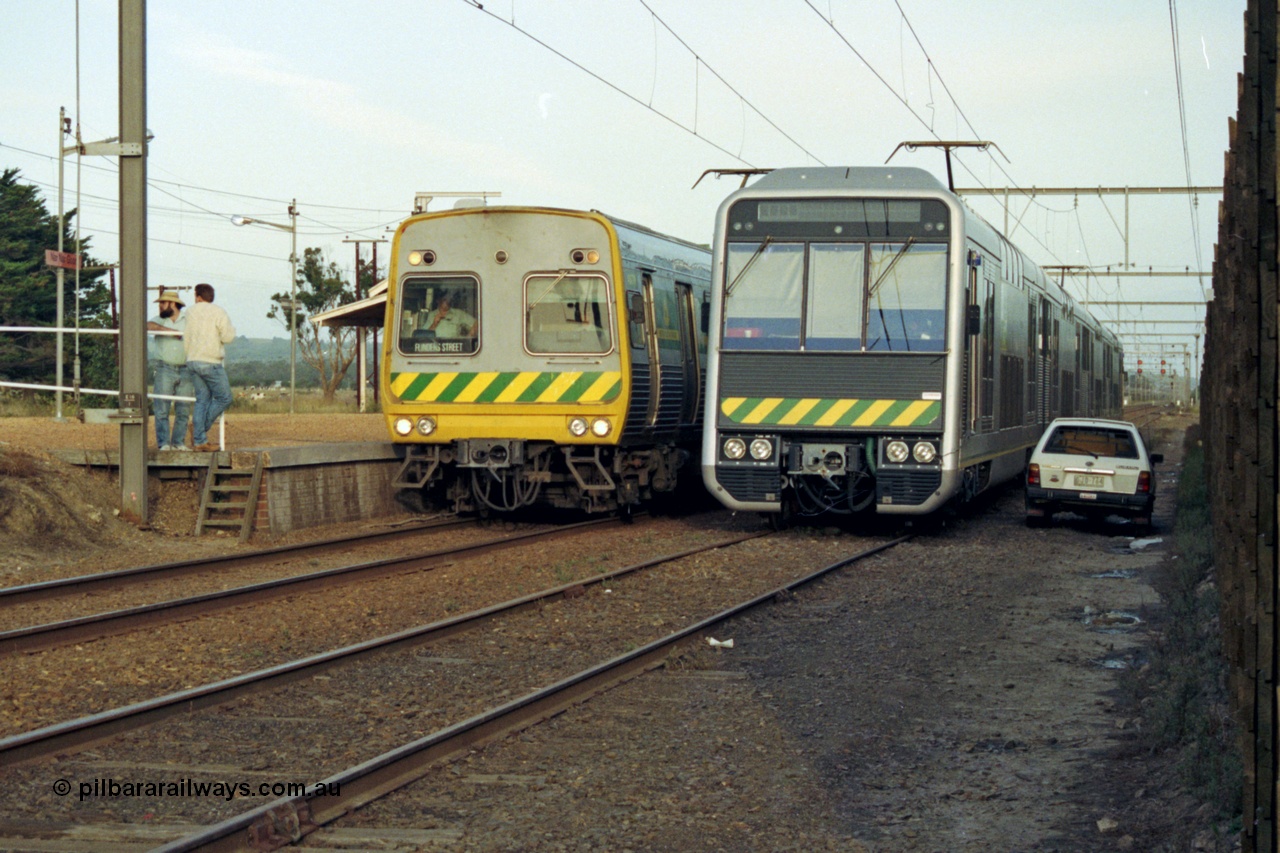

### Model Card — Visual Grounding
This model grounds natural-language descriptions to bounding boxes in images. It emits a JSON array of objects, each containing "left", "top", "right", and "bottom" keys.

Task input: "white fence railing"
[{"left": 0, "top": 325, "right": 225, "bottom": 450}]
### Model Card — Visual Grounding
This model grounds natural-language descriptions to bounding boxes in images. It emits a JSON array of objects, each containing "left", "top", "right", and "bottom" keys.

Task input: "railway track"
[
  {"left": 0, "top": 514, "right": 474, "bottom": 613},
  {"left": 1123, "top": 402, "right": 1175, "bottom": 431},
  {"left": 0, "top": 516, "right": 619, "bottom": 655},
  {"left": 0, "top": 526, "right": 767, "bottom": 766},
  {"left": 155, "top": 535, "right": 909, "bottom": 853},
  {"left": 0, "top": 521, "right": 906, "bottom": 852}
]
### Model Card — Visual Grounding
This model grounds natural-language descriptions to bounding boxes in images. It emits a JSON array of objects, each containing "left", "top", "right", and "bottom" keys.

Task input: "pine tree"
[{"left": 0, "top": 168, "right": 110, "bottom": 387}]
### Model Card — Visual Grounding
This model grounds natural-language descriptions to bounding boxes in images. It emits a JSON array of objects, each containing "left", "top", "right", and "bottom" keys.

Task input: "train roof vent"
[{"left": 453, "top": 197, "right": 487, "bottom": 210}]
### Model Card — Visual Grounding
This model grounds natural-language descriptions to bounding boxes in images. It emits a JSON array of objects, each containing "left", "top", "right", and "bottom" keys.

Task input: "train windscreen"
[
  {"left": 398, "top": 276, "right": 480, "bottom": 355},
  {"left": 723, "top": 197, "right": 949, "bottom": 353},
  {"left": 525, "top": 273, "right": 612, "bottom": 354}
]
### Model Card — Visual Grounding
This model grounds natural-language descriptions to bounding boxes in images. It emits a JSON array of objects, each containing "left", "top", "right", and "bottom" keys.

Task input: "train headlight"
[
  {"left": 885, "top": 440, "right": 910, "bottom": 463},
  {"left": 749, "top": 438, "right": 773, "bottom": 461},
  {"left": 568, "top": 417, "right": 589, "bottom": 437},
  {"left": 416, "top": 416, "right": 437, "bottom": 436},
  {"left": 590, "top": 418, "right": 611, "bottom": 437},
  {"left": 394, "top": 417, "right": 414, "bottom": 437},
  {"left": 912, "top": 441, "right": 937, "bottom": 464},
  {"left": 723, "top": 438, "right": 747, "bottom": 460}
]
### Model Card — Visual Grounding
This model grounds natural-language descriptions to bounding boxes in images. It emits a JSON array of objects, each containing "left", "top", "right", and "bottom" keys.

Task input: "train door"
[
  {"left": 965, "top": 252, "right": 996, "bottom": 434},
  {"left": 1026, "top": 299, "right": 1037, "bottom": 425},
  {"left": 966, "top": 254, "right": 981, "bottom": 435},
  {"left": 1037, "top": 297, "right": 1054, "bottom": 423},
  {"left": 641, "top": 272, "right": 662, "bottom": 428},
  {"left": 675, "top": 282, "right": 700, "bottom": 426}
]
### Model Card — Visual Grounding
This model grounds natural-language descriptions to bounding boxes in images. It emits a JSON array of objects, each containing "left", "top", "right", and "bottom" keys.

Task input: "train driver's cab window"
[
  {"left": 865, "top": 242, "right": 947, "bottom": 352},
  {"left": 525, "top": 273, "right": 612, "bottom": 354},
  {"left": 398, "top": 276, "right": 480, "bottom": 355},
  {"left": 806, "top": 243, "right": 865, "bottom": 351},
  {"left": 722, "top": 242, "right": 802, "bottom": 350}
]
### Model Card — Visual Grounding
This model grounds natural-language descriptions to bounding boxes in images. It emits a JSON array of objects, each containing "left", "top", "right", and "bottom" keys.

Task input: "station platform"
[{"left": 13, "top": 413, "right": 409, "bottom": 539}]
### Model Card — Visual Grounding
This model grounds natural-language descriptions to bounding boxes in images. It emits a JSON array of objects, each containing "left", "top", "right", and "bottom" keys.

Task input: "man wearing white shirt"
[{"left": 184, "top": 282, "right": 236, "bottom": 452}]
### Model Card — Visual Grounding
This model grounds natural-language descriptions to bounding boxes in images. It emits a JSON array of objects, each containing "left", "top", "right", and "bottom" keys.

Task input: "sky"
[{"left": 1, "top": 0, "right": 1245, "bottom": 378}]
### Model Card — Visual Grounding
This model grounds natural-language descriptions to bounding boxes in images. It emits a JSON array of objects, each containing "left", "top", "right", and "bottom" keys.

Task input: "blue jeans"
[
  {"left": 151, "top": 361, "right": 192, "bottom": 448},
  {"left": 187, "top": 360, "right": 233, "bottom": 445}
]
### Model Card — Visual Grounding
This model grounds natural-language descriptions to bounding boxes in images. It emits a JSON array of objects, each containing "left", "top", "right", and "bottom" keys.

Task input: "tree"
[
  {"left": 266, "top": 247, "right": 357, "bottom": 402},
  {"left": 0, "top": 167, "right": 112, "bottom": 391}
]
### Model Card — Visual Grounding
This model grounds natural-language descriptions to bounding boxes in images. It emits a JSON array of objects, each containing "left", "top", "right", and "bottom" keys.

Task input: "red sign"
[{"left": 44, "top": 250, "right": 81, "bottom": 270}]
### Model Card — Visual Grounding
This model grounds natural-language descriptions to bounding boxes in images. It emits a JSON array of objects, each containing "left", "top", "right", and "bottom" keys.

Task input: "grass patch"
[
  {"left": 1125, "top": 434, "right": 1242, "bottom": 822},
  {"left": 0, "top": 449, "right": 40, "bottom": 478}
]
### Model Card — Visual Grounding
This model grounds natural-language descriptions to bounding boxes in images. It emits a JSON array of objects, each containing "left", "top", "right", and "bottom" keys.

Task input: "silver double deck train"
[{"left": 701, "top": 167, "right": 1122, "bottom": 521}]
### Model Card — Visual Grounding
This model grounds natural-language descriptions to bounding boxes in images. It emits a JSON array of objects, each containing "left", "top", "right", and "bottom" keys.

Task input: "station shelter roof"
[{"left": 311, "top": 279, "right": 388, "bottom": 328}]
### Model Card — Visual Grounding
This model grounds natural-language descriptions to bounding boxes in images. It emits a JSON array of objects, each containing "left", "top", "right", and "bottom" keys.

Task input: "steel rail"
[
  {"left": 0, "top": 515, "right": 472, "bottom": 609},
  {"left": 0, "top": 529, "right": 767, "bottom": 767},
  {"left": 153, "top": 534, "right": 910, "bottom": 853},
  {"left": 0, "top": 516, "right": 618, "bottom": 655}
]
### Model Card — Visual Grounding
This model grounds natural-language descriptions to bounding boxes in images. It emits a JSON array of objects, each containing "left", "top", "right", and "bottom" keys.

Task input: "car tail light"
[
  {"left": 1027, "top": 463, "right": 1040, "bottom": 486},
  {"left": 1138, "top": 471, "right": 1151, "bottom": 493}
]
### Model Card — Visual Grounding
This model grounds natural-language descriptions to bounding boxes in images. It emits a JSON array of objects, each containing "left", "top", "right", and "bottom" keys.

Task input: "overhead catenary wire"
[
  {"left": 458, "top": 0, "right": 823, "bottom": 167},
  {"left": 1167, "top": 0, "right": 1209, "bottom": 302},
  {"left": 0, "top": 141, "right": 412, "bottom": 216},
  {"left": 802, "top": 0, "right": 1086, "bottom": 277},
  {"left": 635, "top": 0, "right": 826, "bottom": 165}
]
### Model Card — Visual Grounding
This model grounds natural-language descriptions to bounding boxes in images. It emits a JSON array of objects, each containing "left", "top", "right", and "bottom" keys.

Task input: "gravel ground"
[{"left": 0, "top": 413, "right": 1233, "bottom": 852}]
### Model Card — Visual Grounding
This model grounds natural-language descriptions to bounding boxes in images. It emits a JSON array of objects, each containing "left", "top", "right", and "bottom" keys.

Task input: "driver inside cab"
[{"left": 420, "top": 290, "right": 476, "bottom": 338}]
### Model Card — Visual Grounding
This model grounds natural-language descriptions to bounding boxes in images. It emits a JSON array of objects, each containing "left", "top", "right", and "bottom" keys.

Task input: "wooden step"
[{"left": 195, "top": 453, "right": 264, "bottom": 542}]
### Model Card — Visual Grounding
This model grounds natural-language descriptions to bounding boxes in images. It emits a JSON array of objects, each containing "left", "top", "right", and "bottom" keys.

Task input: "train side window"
[{"left": 627, "top": 290, "right": 646, "bottom": 349}]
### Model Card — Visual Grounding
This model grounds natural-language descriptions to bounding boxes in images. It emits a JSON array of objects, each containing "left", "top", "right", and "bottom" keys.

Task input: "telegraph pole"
[{"left": 342, "top": 237, "right": 386, "bottom": 412}]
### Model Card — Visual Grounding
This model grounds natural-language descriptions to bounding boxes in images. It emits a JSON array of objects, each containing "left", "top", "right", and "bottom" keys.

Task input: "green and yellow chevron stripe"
[
  {"left": 391, "top": 370, "right": 622, "bottom": 404},
  {"left": 720, "top": 396, "right": 941, "bottom": 428}
]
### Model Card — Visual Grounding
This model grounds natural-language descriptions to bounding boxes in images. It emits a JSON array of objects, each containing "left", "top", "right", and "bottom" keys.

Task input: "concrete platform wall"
[
  {"left": 57, "top": 442, "right": 411, "bottom": 538},
  {"left": 257, "top": 459, "right": 403, "bottom": 536}
]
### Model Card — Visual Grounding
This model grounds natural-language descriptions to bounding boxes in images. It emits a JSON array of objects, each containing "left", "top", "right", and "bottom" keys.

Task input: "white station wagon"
[{"left": 1025, "top": 418, "right": 1163, "bottom": 531}]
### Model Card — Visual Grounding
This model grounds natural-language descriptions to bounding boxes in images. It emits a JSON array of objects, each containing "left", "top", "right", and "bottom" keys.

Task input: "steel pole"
[
  {"left": 289, "top": 200, "right": 297, "bottom": 415},
  {"left": 118, "top": 0, "right": 149, "bottom": 523},
  {"left": 55, "top": 108, "right": 66, "bottom": 421}
]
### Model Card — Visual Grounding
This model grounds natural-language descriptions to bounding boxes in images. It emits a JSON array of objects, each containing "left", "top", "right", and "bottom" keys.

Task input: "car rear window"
[{"left": 1043, "top": 427, "right": 1139, "bottom": 459}]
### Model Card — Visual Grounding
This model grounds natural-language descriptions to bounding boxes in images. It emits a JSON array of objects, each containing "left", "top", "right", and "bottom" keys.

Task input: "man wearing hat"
[{"left": 146, "top": 290, "right": 192, "bottom": 451}]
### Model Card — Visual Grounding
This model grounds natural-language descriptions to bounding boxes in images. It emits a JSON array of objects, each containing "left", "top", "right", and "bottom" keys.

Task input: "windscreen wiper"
[
  {"left": 528, "top": 270, "right": 570, "bottom": 313},
  {"left": 867, "top": 236, "right": 916, "bottom": 299},
  {"left": 866, "top": 237, "right": 918, "bottom": 352},
  {"left": 725, "top": 236, "right": 774, "bottom": 297}
]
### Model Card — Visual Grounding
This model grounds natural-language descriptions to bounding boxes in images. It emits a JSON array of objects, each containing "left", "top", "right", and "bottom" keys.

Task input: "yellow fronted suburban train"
[{"left": 383, "top": 205, "right": 711, "bottom": 515}]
